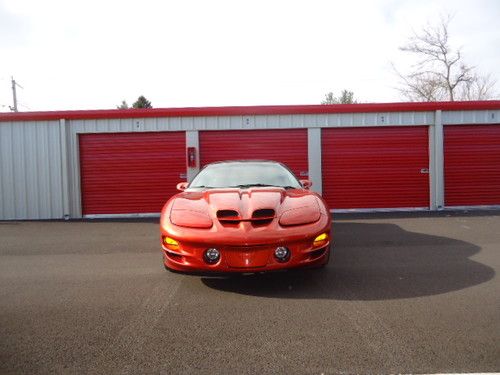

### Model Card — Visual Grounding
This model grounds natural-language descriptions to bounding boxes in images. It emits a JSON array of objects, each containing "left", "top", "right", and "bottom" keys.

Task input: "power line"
[{"left": 18, "top": 103, "right": 32, "bottom": 110}]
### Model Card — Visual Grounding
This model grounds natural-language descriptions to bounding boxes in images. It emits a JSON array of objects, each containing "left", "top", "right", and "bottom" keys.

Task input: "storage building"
[{"left": 0, "top": 101, "right": 499, "bottom": 220}]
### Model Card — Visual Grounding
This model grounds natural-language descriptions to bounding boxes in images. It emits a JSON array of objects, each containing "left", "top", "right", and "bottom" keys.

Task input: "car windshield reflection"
[{"left": 189, "top": 161, "right": 301, "bottom": 189}]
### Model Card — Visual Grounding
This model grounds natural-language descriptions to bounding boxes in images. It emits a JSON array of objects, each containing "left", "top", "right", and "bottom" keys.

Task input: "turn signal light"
[
  {"left": 163, "top": 236, "right": 179, "bottom": 251},
  {"left": 313, "top": 233, "right": 329, "bottom": 248}
]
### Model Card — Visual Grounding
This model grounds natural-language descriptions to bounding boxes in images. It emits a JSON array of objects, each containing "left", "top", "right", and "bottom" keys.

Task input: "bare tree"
[
  {"left": 395, "top": 15, "right": 497, "bottom": 101},
  {"left": 460, "top": 73, "right": 497, "bottom": 101}
]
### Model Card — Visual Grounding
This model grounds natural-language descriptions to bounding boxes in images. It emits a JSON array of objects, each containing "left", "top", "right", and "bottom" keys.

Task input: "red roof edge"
[{"left": 0, "top": 101, "right": 499, "bottom": 122}]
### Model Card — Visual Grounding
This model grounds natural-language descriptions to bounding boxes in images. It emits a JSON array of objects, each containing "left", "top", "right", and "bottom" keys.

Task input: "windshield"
[{"left": 189, "top": 162, "right": 302, "bottom": 189}]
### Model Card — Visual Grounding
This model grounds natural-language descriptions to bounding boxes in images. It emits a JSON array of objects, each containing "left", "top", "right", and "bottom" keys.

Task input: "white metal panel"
[
  {"left": 193, "top": 116, "right": 206, "bottom": 130},
  {"left": 186, "top": 131, "right": 199, "bottom": 182},
  {"left": 429, "top": 111, "right": 445, "bottom": 210},
  {"left": 68, "top": 126, "right": 82, "bottom": 218},
  {"left": 322, "top": 111, "right": 434, "bottom": 127},
  {"left": 0, "top": 121, "right": 64, "bottom": 220},
  {"left": 181, "top": 117, "right": 195, "bottom": 130},
  {"left": 0, "top": 123, "right": 15, "bottom": 217},
  {"left": 293, "top": 114, "right": 306, "bottom": 127},
  {"left": 143, "top": 117, "right": 158, "bottom": 132},
  {"left": 59, "top": 120, "right": 70, "bottom": 218},
  {"left": 442, "top": 110, "right": 500, "bottom": 125},
  {"left": 307, "top": 128, "right": 322, "bottom": 195},
  {"left": 67, "top": 111, "right": 442, "bottom": 135}
]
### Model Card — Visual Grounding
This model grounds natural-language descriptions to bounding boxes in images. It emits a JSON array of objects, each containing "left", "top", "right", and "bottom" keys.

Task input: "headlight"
[
  {"left": 170, "top": 209, "right": 213, "bottom": 229},
  {"left": 279, "top": 206, "right": 320, "bottom": 226},
  {"left": 313, "top": 233, "right": 329, "bottom": 248}
]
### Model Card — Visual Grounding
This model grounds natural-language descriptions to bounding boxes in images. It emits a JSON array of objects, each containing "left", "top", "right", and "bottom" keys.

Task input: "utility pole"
[{"left": 10, "top": 76, "right": 22, "bottom": 112}]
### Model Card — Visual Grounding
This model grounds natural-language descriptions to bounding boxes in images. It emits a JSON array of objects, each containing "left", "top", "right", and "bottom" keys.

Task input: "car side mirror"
[
  {"left": 300, "top": 179, "right": 312, "bottom": 189},
  {"left": 176, "top": 182, "right": 189, "bottom": 191}
]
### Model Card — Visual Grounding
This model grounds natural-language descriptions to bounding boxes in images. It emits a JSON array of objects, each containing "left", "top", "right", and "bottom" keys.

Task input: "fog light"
[
  {"left": 274, "top": 246, "right": 290, "bottom": 262},
  {"left": 313, "top": 233, "right": 329, "bottom": 248},
  {"left": 204, "top": 248, "right": 220, "bottom": 264}
]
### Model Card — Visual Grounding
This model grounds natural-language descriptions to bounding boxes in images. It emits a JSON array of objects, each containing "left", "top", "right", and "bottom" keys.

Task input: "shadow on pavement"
[{"left": 201, "top": 222, "right": 495, "bottom": 300}]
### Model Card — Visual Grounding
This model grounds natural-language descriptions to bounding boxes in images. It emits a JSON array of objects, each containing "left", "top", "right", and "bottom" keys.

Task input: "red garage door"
[
  {"left": 199, "top": 129, "right": 308, "bottom": 178},
  {"left": 322, "top": 126, "right": 430, "bottom": 209},
  {"left": 444, "top": 125, "right": 500, "bottom": 206},
  {"left": 79, "top": 132, "right": 186, "bottom": 215}
]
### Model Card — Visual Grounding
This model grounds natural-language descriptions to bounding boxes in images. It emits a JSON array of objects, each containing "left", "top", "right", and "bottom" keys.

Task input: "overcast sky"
[{"left": 0, "top": 0, "right": 499, "bottom": 111}]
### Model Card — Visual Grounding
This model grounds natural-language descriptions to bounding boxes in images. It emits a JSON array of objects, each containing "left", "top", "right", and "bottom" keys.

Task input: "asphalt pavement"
[{"left": 0, "top": 212, "right": 499, "bottom": 374}]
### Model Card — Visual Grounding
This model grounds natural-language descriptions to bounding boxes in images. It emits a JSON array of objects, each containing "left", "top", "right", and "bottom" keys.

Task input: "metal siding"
[
  {"left": 199, "top": 129, "right": 309, "bottom": 179},
  {"left": 307, "top": 128, "right": 323, "bottom": 194},
  {"left": 67, "top": 112, "right": 439, "bottom": 134},
  {"left": 25, "top": 123, "right": 38, "bottom": 218},
  {"left": 322, "top": 126, "right": 430, "bottom": 209},
  {"left": 444, "top": 125, "right": 500, "bottom": 206},
  {"left": 48, "top": 124, "right": 65, "bottom": 216},
  {"left": 442, "top": 110, "right": 500, "bottom": 125},
  {"left": 429, "top": 111, "right": 445, "bottom": 210},
  {"left": 0, "top": 121, "right": 64, "bottom": 219},
  {"left": 0, "top": 124, "right": 13, "bottom": 217},
  {"left": 186, "top": 131, "right": 200, "bottom": 182},
  {"left": 79, "top": 132, "right": 186, "bottom": 215},
  {"left": 63, "top": 109, "right": 496, "bottom": 217},
  {"left": 2, "top": 106, "right": 499, "bottom": 221}
]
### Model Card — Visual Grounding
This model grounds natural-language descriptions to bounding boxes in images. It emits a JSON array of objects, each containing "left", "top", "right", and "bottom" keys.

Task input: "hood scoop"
[
  {"left": 217, "top": 210, "right": 240, "bottom": 220},
  {"left": 252, "top": 209, "right": 275, "bottom": 219},
  {"left": 217, "top": 209, "right": 275, "bottom": 226}
]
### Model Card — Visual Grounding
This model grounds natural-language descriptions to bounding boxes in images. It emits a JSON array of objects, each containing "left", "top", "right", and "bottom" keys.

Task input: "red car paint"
[{"left": 160, "top": 171, "right": 332, "bottom": 274}]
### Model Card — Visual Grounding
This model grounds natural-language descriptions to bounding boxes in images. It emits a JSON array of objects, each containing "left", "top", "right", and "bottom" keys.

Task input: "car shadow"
[{"left": 200, "top": 222, "right": 495, "bottom": 301}]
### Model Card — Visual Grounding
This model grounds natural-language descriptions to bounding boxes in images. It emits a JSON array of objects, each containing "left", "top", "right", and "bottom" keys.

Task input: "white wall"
[{"left": 0, "top": 120, "right": 65, "bottom": 219}]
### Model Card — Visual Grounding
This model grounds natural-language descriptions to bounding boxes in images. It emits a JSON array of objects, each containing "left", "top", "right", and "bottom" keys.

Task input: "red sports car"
[{"left": 160, "top": 160, "right": 332, "bottom": 274}]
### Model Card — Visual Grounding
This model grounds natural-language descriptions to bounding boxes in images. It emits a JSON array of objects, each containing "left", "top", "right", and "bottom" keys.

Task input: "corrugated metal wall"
[
  {"left": 444, "top": 125, "right": 500, "bottom": 206},
  {"left": 199, "top": 129, "right": 309, "bottom": 178},
  {"left": 322, "top": 126, "right": 430, "bottom": 209},
  {"left": 67, "top": 111, "right": 435, "bottom": 132},
  {"left": 0, "top": 121, "right": 65, "bottom": 219},
  {"left": 1, "top": 107, "right": 499, "bottom": 220},
  {"left": 79, "top": 132, "right": 186, "bottom": 215}
]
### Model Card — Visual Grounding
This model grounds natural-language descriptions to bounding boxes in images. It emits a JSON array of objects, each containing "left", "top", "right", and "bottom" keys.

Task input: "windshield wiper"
[
  {"left": 228, "top": 184, "right": 300, "bottom": 189},
  {"left": 192, "top": 184, "right": 299, "bottom": 189},
  {"left": 227, "top": 183, "right": 275, "bottom": 188}
]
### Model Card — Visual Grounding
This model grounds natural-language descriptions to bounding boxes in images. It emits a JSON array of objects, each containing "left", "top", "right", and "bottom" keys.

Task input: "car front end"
[{"left": 160, "top": 186, "right": 332, "bottom": 274}]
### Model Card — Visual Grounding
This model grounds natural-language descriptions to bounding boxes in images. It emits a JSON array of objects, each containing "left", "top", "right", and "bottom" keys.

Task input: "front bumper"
[{"left": 161, "top": 238, "right": 331, "bottom": 274}]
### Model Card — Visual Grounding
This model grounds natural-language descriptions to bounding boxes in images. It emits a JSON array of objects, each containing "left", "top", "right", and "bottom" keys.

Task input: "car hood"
[{"left": 169, "top": 187, "right": 322, "bottom": 228}]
